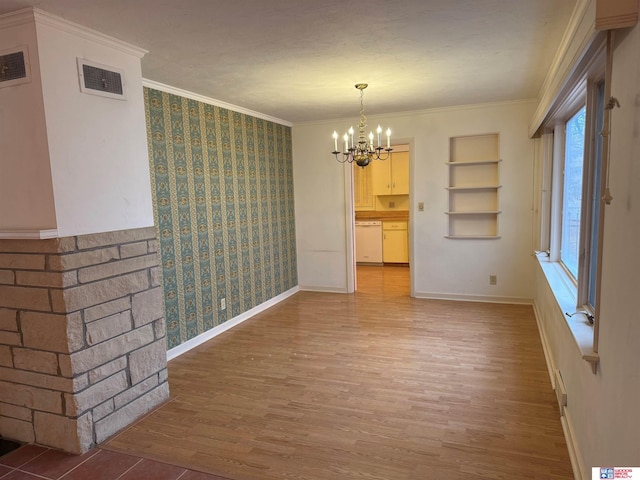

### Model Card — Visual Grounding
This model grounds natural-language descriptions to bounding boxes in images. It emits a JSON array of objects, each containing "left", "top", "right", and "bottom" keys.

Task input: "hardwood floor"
[{"left": 105, "top": 266, "right": 573, "bottom": 480}]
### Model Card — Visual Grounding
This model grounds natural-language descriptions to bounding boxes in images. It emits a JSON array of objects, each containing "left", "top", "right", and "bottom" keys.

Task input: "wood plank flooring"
[{"left": 105, "top": 266, "right": 573, "bottom": 480}]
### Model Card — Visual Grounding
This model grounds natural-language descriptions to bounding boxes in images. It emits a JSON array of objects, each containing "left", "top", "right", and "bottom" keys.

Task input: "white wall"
[
  {"left": 293, "top": 100, "right": 537, "bottom": 302},
  {"left": 0, "top": 14, "right": 57, "bottom": 232},
  {"left": 35, "top": 11, "right": 154, "bottom": 237},
  {"left": 534, "top": 22, "right": 640, "bottom": 477}
]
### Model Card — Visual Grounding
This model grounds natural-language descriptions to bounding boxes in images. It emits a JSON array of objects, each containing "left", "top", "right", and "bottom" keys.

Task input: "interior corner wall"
[
  {"left": 0, "top": 18, "right": 56, "bottom": 231},
  {"left": 293, "top": 101, "right": 537, "bottom": 302},
  {"left": 143, "top": 87, "right": 297, "bottom": 349},
  {"left": 35, "top": 19, "right": 154, "bottom": 237}
]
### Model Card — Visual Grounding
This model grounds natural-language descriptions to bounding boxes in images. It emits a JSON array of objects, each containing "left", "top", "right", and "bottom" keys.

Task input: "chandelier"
[{"left": 331, "top": 83, "right": 392, "bottom": 167}]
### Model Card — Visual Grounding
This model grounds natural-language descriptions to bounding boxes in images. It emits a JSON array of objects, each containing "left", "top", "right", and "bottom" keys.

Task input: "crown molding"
[
  {"left": 0, "top": 7, "right": 147, "bottom": 58},
  {"left": 142, "top": 79, "right": 293, "bottom": 127}
]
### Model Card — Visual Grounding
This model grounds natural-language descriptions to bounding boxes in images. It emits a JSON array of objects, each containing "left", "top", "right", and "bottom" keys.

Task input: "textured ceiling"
[{"left": 0, "top": 0, "right": 577, "bottom": 123}]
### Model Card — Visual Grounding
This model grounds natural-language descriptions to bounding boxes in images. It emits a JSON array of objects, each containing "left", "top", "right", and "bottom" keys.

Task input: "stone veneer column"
[{"left": 0, "top": 226, "right": 169, "bottom": 453}]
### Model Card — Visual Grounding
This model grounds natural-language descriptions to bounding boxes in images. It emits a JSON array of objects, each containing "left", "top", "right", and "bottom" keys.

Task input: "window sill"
[{"left": 536, "top": 252, "right": 599, "bottom": 373}]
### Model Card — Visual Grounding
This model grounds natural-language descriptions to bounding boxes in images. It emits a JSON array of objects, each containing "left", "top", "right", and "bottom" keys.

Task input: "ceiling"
[{"left": 0, "top": 0, "right": 577, "bottom": 123}]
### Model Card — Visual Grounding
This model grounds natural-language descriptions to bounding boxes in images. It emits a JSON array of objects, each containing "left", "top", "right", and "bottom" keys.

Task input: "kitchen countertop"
[{"left": 355, "top": 210, "right": 409, "bottom": 222}]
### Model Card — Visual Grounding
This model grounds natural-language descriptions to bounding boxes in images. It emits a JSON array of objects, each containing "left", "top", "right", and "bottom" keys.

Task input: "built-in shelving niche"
[{"left": 446, "top": 133, "right": 501, "bottom": 239}]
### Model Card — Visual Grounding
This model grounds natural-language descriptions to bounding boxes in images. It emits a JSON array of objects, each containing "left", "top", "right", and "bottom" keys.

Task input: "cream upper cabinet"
[
  {"left": 353, "top": 163, "right": 374, "bottom": 210},
  {"left": 372, "top": 151, "right": 409, "bottom": 196}
]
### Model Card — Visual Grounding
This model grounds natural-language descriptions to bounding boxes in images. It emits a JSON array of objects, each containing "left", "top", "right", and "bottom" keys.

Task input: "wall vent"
[
  {"left": 77, "top": 58, "right": 126, "bottom": 100},
  {"left": 554, "top": 369, "right": 568, "bottom": 416},
  {"left": 0, "top": 46, "right": 31, "bottom": 88}
]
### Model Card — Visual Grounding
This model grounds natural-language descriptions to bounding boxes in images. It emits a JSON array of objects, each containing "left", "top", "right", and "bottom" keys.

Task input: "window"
[
  {"left": 549, "top": 79, "right": 605, "bottom": 316},
  {"left": 560, "top": 106, "right": 586, "bottom": 280}
]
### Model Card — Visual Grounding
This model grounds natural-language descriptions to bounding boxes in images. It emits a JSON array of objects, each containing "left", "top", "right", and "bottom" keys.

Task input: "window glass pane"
[
  {"left": 588, "top": 84, "right": 605, "bottom": 307},
  {"left": 561, "top": 106, "right": 586, "bottom": 279}
]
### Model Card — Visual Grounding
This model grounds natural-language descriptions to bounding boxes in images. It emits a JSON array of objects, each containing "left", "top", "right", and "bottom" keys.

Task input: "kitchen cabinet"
[
  {"left": 446, "top": 134, "right": 501, "bottom": 239},
  {"left": 372, "top": 151, "right": 409, "bottom": 196},
  {"left": 383, "top": 221, "right": 408, "bottom": 263},
  {"left": 353, "top": 162, "right": 374, "bottom": 210}
]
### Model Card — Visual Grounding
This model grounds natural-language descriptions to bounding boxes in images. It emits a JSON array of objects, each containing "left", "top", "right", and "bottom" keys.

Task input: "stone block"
[
  {"left": 21, "top": 311, "right": 84, "bottom": 353},
  {"left": 129, "top": 339, "right": 167, "bottom": 385},
  {"left": 120, "top": 242, "right": 148, "bottom": 259},
  {"left": 0, "top": 346, "right": 12, "bottom": 367},
  {"left": 48, "top": 247, "right": 120, "bottom": 272},
  {"left": 34, "top": 411, "right": 93, "bottom": 454},
  {"left": 0, "top": 401, "right": 32, "bottom": 421},
  {"left": 15, "top": 270, "right": 77, "bottom": 288},
  {"left": 92, "top": 398, "right": 115, "bottom": 421},
  {"left": 0, "top": 380, "right": 62, "bottom": 413},
  {"left": 78, "top": 255, "right": 158, "bottom": 284},
  {"left": 0, "top": 366, "right": 82, "bottom": 393},
  {"left": 89, "top": 357, "right": 127, "bottom": 384},
  {"left": 76, "top": 227, "right": 157, "bottom": 250},
  {"left": 0, "top": 253, "right": 45, "bottom": 270},
  {"left": 65, "top": 370, "right": 128, "bottom": 416},
  {"left": 0, "top": 416, "right": 35, "bottom": 444},
  {"left": 12, "top": 349, "right": 58, "bottom": 375},
  {"left": 51, "top": 270, "right": 149, "bottom": 313},
  {"left": 158, "top": 368, "right": 168, "bottom": 385},
  {"left": 70, "top": 325, "right": 154, "bottom": 374},
  {"left": 84, "top": 297, "right": 131, "bottom": 323},
  {"left": 150, "top": 266, "right": 162, "bottom": 287},
  {"left": 0, "top": 270, "right": 14, "bottom": 285},
  {"left": 114, "top": 375, "right": 158, "bottom": 410},
  {"left": 95, "top": 382, "right": 169, "bottom": 444},
  {"left": 58, "top": 354, "right": 73, "bottom": 378},
  {"left": 0, "top": 308, "right": 17, "bottom": 330},
  {"left": 0, "top": 331, "right": 21, "bottom": 346},
  {"left": 131, "top": 287, "right": 164, "bottom": 328},
  {"left": 147, "top": 239, "right": 159, "bottom": 253},
  {"left": 0, "top": 285, "right": 50, "bottom": 311},
  {"left": 153, "top": 318, "right": 166, "bottom": 339},
  {"left": 86, "top": 311, "right": 132, "bottom": 346},
  {"left": 0, "top": 237, "right": 74, "bottom": 254}
]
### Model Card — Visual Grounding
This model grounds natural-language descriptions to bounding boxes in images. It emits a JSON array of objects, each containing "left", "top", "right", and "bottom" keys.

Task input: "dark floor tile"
[
  {"left": 59, "top": 450, "right": 139, "bottom": 480},
  {"left": 21, "top": 448, "right": 99, "bottom": 479},
  {"left": 180, "top": 471, "right": 232, "bottom": 480},
  {"left": 0, "top": 464, "right": 12, "bottom": 478},
  {"left": 118, "top": 459, "right": 186, "bottom": 480},
  {"left": 0, "top": 446, "right": 48, "bottom": 468},
  {"left": 3, "top": 471, "right": 50, "bottom": 479}
]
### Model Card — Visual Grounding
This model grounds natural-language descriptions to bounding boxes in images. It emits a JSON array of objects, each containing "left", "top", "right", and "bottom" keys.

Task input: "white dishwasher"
[{"left": 355, "top": 221, "right": 383, "bottom": 264}]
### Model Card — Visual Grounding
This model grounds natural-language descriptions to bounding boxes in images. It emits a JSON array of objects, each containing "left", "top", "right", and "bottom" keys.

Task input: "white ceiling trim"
[{"left": 142, "top": 79, "right": 293, "bottom": 127}]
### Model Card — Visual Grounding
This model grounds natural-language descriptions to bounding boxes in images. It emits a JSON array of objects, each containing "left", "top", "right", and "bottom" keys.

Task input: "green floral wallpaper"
[{"left": 144, "top": 87, "right": 297, "bottom": 349}]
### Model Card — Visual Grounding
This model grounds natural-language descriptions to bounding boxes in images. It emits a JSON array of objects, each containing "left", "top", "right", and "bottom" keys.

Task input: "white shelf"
[
  {"left": 446, "top": 159, "right": 502, "bottom": 166},
  {"left": 445, "top": 235, "right": 502, "bottom": 239},
  {"left": 445, "top": 185, "right": 502, "bottom": 191},
  {"left": 445, "top": 210, "right": 501, "bottom": 215}
]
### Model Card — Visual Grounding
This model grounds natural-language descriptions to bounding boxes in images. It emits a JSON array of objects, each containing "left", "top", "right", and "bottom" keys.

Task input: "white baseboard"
[
  {"left": 413, "top": 291, "right": 532, "bottom": 305},
  {"left": 298, "top": 285, "right": 349, "bottom": 293},
  {"left": 166, "top": 286, "right": 299, "bottom": 361}
]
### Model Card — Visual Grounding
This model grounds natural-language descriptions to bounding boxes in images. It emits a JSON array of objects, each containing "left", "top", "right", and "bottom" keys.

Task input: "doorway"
[{"left": 351, "top": 143, "right": 411, "bottom": 296}]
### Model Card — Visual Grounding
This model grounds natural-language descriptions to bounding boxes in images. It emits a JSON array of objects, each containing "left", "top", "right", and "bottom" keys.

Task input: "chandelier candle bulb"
[
  {"left": 333, "top": 131, "right": 338, "bottom": 151},
  {"left": 386, "top": 128, "right": 391, "bottom": 149},
  {"left": 349, "top": 126, "right": 354, "bottom": 148},
  {"left": 369, "top": 131, "right": 374, "bottom": 148},
  {"left": 377, "top": 125, "right": 382, "bottom": 147},
  {"left": 343, "top": 133, "right": 349, "bottom": 152}
]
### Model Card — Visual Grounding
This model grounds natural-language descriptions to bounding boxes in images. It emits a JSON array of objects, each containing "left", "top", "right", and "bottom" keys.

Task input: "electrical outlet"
[
  {"left": 489, "top": 275, "right": 497, "bottom": 285},
  {"left": 220, "top": 298, "right": 226, "bottom": 310},
  {"left": 418, "top": 202, "right": 424, "bottom": 211}
]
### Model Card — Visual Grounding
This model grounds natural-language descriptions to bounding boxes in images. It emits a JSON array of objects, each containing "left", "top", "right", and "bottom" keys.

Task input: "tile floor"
[{"left": 0, "top": 445, "right": 231, "bottom": 480}]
